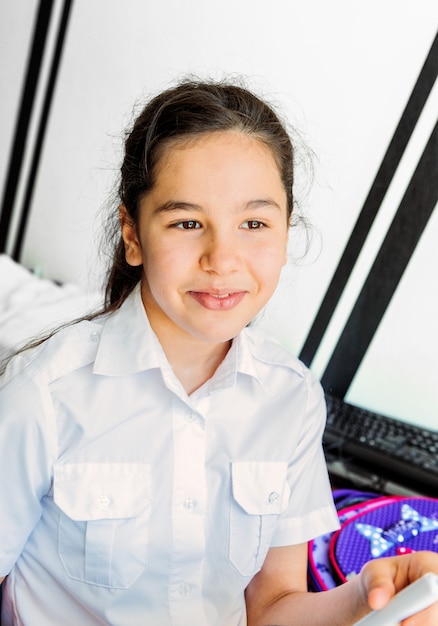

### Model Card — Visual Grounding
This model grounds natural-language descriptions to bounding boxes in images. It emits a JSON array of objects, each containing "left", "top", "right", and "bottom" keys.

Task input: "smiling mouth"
[{"left": 189, "top": 290, "right": 246, "bottom": 311}]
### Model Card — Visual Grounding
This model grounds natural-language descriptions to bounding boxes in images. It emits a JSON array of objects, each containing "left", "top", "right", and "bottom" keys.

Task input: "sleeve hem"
[{"left": 270, "top": 505, "right": 340, "bottom": 547}]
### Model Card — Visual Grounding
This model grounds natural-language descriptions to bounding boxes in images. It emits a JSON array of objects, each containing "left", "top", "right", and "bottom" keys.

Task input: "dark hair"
[{"left": 103, "top": 78, "right": 296, "bottom": 312}]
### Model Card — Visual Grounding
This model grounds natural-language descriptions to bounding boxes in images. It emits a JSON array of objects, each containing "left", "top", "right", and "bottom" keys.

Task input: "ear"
[{"left": 119, "top": 205, "right": 143, "bottom": 266}]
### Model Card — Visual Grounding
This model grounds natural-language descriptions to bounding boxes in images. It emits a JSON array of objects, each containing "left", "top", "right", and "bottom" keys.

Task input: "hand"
[{"left": 359, "top": 551, "right": 438, "bottom": 624}]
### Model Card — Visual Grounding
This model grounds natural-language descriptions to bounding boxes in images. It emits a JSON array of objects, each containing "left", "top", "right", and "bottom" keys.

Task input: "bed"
[{"left": 0, "top": 254, "right": 103, "bottom": 359}]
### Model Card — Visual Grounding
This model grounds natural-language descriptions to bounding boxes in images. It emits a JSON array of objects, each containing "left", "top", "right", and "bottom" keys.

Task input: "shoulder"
[
  {"left": 243, "top": 326, "right": 311, "bottom": 379},
  {"left": 0, "top": 318, "right": 106, "bottom": 392},
  {"left": 241, "top": 326, "right": 325, "bottom": 411}
]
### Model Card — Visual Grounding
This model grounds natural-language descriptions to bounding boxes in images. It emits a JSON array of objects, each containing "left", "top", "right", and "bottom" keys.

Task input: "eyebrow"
[
  {"left": 153, "top": 201, "right": 202, "bottom": 214},
  {"left": 153, "top": 198, "right": 283, "bottom": 214}
]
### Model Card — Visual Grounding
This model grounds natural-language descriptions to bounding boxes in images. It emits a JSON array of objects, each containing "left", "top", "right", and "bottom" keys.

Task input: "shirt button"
[
  {"left": 178, "top": 582, "right": 191, "bottom": 597},
  {"left": 90, "top": 331, "right": 100, "bottom": 342},
  {"left": 268, "top": 491, "right": 280, "bottom": 504},
  {"left": 97, "top": 494, "right": 111, "bottom": 510},
  {"left": 183, "top": 497, "right": 197, "bottom": 510},
  {"left": 184, "top": 411, "right": 196, "bottom": 423}
]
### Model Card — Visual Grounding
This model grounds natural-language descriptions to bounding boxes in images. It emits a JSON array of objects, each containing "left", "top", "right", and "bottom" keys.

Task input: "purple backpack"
[{"left": 308, "top": 491, "right": 438, "bottom": 591}]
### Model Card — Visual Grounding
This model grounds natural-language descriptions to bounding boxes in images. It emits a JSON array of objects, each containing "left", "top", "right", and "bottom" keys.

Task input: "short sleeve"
[
  {"left": 271, "top": 370, "right": 339, "bottom": 546},
  {"left": 0, "top": 355, "right": 56, "bottom": 574}
]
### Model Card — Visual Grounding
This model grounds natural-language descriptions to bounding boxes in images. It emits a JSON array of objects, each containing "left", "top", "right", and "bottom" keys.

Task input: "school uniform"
[{"left": 0, "top": 284, "right": 339, "bottom": 625}]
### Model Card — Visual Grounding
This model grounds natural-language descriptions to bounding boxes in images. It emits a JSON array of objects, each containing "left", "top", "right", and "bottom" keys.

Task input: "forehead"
[
  {"left": 158, "top": 129, "right": 277, "bottom": 162},
  {"left": 151, "top": 131, "right": 285, "bottom": 198}
]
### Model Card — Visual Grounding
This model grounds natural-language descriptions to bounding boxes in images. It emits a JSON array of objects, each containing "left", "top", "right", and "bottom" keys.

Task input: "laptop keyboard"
[{"left": 323, "top": 394, "right": 438, "bottom": 495}]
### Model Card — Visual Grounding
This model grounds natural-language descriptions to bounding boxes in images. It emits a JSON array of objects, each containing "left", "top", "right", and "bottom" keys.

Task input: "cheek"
[
  {"left": 250, "top": 254, "right": 285, "bottom": 302},
  {"left": 143, "top": 242, "right": 188, "bottom": 288},
  {"left": 255, "top": 239, "right": 288, "bottom": 273}
]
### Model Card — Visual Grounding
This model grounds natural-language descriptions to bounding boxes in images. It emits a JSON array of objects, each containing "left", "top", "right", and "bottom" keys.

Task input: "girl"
[{"left": 1, "top": 79, "right": 437, "bottom": 626}]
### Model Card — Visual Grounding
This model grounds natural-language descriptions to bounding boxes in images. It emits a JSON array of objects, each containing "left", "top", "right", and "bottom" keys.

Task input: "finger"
[
  {"left": 360, "top": 558, "right": 398, "bottom": 611},
  {"left": 404, "top": 600, "right": 438, "bottom": 626}
]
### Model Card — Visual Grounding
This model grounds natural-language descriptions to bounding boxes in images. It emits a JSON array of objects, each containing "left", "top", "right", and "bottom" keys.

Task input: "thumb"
[
  {"left": 367, "top": 582, "right": 395, "bottom": 611},
  {"left": 360, "top": 562, "right": 397, "bottom": 611}
]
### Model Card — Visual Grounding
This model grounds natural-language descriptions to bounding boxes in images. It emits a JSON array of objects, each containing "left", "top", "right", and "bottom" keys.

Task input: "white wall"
[{"left": 1, "top": 0, "right": 437, "bottom": 427}]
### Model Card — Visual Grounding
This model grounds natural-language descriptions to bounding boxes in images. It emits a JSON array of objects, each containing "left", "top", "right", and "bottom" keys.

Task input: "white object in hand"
[{"left": 354, "top": 572, "right": 438, "bottom": 626}]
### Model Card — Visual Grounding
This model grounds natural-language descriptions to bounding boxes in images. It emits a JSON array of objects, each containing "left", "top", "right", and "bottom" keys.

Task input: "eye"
[
  {"left": 175, "top": 220, "right": 201, "bottom": 230},
  {"left": 241, "top": 220, "right": 265, "bottom": 230}
]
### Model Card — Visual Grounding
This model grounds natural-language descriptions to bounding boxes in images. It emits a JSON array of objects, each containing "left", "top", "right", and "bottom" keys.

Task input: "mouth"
[{"left": 189, "top": 290, "right": 246, "bottom": 311}]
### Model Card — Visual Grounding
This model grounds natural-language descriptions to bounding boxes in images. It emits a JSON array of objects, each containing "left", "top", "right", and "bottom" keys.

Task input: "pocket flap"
[
  {"left": 54, "top": 463, "right": 152, "bottom": 521},
  {"left": 231, "top": 462, "right": 290, "bottom": 515}
]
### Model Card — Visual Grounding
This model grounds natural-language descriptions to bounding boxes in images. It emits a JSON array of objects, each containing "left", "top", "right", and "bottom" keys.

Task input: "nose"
[{"left": 200, "top": 230, "right": 242, "bottom": 275}]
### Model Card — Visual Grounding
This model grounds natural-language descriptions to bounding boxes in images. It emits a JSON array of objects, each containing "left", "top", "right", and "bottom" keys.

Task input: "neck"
[
  {"left": 144, "top": 308, "right": 231, "bottom": 394},
  {"left": 161, "top": 333, "right": 232, "bottom": 395}
]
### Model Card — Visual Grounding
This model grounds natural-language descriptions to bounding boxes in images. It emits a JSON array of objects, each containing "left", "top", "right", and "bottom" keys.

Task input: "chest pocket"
[
  {"left": 229, "top": 462, "right": 291, "bottom": 576},
  {"left": 54, "top": 463, "right": 152, "bottom": 589}
]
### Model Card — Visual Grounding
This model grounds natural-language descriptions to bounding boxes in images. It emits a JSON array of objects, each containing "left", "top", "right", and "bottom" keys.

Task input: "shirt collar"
[{"left": 94, "top": 284, "right": 164, "bottom": 376}]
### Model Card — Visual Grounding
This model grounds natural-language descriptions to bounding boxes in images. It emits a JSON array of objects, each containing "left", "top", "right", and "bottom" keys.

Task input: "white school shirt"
[{"left": 0, "top": 284, "right": 339, "bottom": 626}]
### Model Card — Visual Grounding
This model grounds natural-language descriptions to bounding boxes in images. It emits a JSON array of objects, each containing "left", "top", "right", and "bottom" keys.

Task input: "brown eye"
[
  {"left": 176, "top": 220, "right": 201, "bottom": 229},
  {"left": 241, "top": 220, "right": 264, "bottom": 230}
]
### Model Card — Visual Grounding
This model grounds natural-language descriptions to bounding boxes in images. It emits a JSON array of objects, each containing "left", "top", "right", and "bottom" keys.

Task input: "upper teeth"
[{"left": 211, "top": 294, "right": 229, "bottom": 298}]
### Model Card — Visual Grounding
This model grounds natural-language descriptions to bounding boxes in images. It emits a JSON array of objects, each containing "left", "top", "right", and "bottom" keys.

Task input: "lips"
[{"left": 189, "top": 290, "right": 246, "bottom": 311}]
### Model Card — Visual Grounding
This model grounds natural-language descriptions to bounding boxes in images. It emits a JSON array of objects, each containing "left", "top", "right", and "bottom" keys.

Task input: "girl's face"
[{"left": 121, "top": 130, "right": 289, "bottom": 348}]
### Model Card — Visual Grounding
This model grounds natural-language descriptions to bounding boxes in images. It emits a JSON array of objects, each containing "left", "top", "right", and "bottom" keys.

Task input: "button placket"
[{"left": 169, "top": 401, "right": 206, "bottom": 612}]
